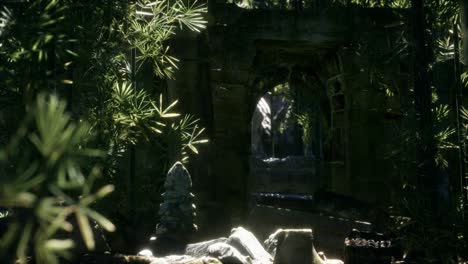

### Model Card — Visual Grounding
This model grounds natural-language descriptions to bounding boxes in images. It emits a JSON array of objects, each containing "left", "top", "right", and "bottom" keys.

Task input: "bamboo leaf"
[
  {"left": 188, "top": 144, "right": 198, "bottom": 154},
  {"left": 161, "top": 113, "right": 180, "bottom": 118},
  {"left": 45, "top": 239, "right": 74, "bottom": 251},
  {"left": 76, "top": 210, "right": 95, "bottom": 250},
  {"left": 84, "top": 209, "right": 116, "bottom": 232}
]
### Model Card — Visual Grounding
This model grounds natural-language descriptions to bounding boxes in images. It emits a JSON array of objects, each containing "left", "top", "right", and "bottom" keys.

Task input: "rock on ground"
[
  {"left": 185, "top": 238, "right": 228, "bottom": 258},
  {"left": 79, "top": 254, "right": 222, "bottom": 264},
  {"left": 227, "top": 227, "right": 272, "bottom": 264},
  {"left": 185, "top": 237, "right": 252, "bottom": 264},
  {"left": 264, "top": 229, "right": 343, "bottom": 264},
  {"left": 207, "top": 242, "right": 252, "bottom": 264}
]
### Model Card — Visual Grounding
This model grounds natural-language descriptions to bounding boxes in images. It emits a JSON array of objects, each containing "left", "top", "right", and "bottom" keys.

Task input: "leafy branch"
[{"left": 0, "top": 94, "right": 115, "bottom": 264}]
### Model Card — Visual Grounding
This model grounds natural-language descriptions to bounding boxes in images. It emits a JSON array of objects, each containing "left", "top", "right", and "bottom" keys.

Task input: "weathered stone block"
[
  {"left": 207, "top": 243, "right": 252, "bottom": 264},
  {"left": 185, "top": 238, "right": 229, "bottom": 257},
  {"left": 79, "top": 254, "right": 222, "bottom": 264},
  {"left": 227, "top": 227, "right": 273, "bottom": 263},
  {"left": 265, "top": 229, "right": 343, "bottom": 264},
  {"left": 268, "top": 229, "right": 318, "bottom": 264}
]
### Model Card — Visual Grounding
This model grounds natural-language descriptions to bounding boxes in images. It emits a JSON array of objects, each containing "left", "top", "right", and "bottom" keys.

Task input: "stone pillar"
[{"left": 207, "top": 43, "right": 255, "bottom": 232}]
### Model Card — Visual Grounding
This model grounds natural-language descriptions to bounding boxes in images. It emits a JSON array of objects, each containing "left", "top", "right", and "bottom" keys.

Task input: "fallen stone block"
[
  {"left": 79, "top": 254, "right": 222, "bottom": 264},
  {"left": 163, "top": 255, "right": 222, "bottom": 264},
  {"left": 185, "top": 238, "right": 228, "bottom": 258},
  {"left": 270, "top": 229, "right": 320, "bottom": 264},
  {"left": 207, "top": 242, "right": 252, "bottom": 264},
  {"left": 264, "top": 229, "right": 343, "bottom": 264},
  {"left": 227, "top": 227, "right": 272, "bottom": 264},
  {"left": 185, "top": 237, "right": 254, "bottom": 264}
]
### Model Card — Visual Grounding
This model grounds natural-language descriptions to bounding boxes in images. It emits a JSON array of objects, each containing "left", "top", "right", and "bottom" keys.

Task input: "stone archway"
[
  {"left": 247, "top": 53, "right": 346, "bottom": 196},
  {"left": 167, "top": 3, "right": 408, "bottom": 234}
]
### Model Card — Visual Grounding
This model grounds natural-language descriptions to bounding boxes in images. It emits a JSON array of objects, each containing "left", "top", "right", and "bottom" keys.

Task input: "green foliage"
[
  {"left": 73, "top": 0, "right": 208, "bottom": 162},
  {"left": 341, "top": 0, "right": 457, "bottom": 169},
  {"left": 0, "top": 210, "right": 9, "bottom": 219},
  {"left": 433, "top": 103, "right": 456, "bottom": 169},
  {"left": 333, "top": 0, "right": 410, "bottom": 8},
  {"left": 0, "top": 0, "right": 77, "bottom": 102},
  {"left": 231, "top": 0, "right": 410, "bottom": 10},
  {"left": 0, "top": 94, "right": 115, "bottom": 264},
  {"left": 166, "top": 115, "right": 209, "bottom": 163},
  {"left": 69, "top": 1, "right": 208, "bottom": 247},
  {"left": 120, "top": 0, "right": 207, "bottom": 78},
  {"left": 332, "top": 0, "right": 465, "bottom": 260},
  {"left": 86, "top": 81, "right": 208, "bottom": 171},
  {"left": 389, "top": 100, "right": 462, "bottom": 263},
  {"left": 391, "top": 196, "right": 468, "bottom": 263},
  {"left": 296, "top": 113, "right": 314, "bottom": 155},
  {"left": 0, "top": 0, "right": 209, "bottom": 259},
  {"left": 266, "top": 76, "right": 332, "bottom": 158}
]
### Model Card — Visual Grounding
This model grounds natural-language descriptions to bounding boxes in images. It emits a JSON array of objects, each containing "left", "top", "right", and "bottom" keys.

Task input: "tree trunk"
[
  {"left": 461, "top": 0, "right": 468, "bottom": 66},
  {"left": 459, "top": 0, "right": 468, "bottom": 217},
  {"left": 411, "top": 0, "right": 438, "bottom": 211}
]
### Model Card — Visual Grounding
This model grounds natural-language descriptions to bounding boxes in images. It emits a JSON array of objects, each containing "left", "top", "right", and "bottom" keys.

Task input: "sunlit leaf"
[
  {"left": 76, "top": 210, "right": 95, "bottom": 250},
  {"left": 45, "top": 239, "right": 74, "bottom": 251}
]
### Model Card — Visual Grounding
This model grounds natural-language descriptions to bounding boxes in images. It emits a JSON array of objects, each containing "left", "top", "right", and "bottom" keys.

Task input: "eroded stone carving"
[
  {"left": 156, "top": 162, "right": 197, "bottom": 236},
  {"left": 140, "top": 162, "right": 198, "bottom": 256}
]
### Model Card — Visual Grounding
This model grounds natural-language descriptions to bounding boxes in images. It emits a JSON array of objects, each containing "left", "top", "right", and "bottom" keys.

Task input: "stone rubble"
[
  {"left": 264, "top": 228, "right": 343, "bottom": 264},
  {"left": 226, "top": 227, "right": 273, "bottom": 264},
  {"left": 185, "top": 238, "right": 229, "bottom": 258},
  {"left": 140, "top": 226, "right": 343, "bottom": 264},
  {"left": 207, "top": 242, "right": 252, "bottom": 264},
  {"left": 136, "top": 163, "right": 342, "bottom": 264}
]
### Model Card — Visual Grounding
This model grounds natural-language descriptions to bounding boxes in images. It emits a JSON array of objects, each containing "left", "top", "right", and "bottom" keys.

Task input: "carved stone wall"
[{"left": 167, "top": 3, "right": 411, "bottom": 235}]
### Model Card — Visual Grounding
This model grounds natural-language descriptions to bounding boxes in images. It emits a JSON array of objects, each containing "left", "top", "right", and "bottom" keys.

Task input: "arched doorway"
[
  {"left": 251, "top": 83, "right": 304, "bottom": 159},
  {"left": 250, "top": 70, "right": 333, "bottom": 195}
]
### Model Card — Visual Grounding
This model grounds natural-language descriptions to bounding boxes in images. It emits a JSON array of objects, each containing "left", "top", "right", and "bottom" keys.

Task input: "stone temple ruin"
[
  {"left": 126, "top": 1, "right": 440, "bottom": 262},
  {"left": 135, "top": 162, "right": 348, "bottom": 264},
  {"left": 167, "top": 0, "right": 433, "bottom": 232},
  {"left": 131, "top": 162, "right": 347, "bottom": 263},
  {"left": 158, "top": 1, "right": 418, "bottom": 261},
  {"left": 1, "top": 0, "right": 466, "bottom": 262}
]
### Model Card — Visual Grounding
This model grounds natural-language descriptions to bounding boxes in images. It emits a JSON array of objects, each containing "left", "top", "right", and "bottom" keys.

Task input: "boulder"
[
  {"left": 139, "top": 249, "right": 155, "bottom": 257},
  {"left": 263, "top": 229, "right": 282, "bottom": 258},
  {"left": 185, "top": 238, "right": 252, "bottom": 264},
  {"left": 185, "top": 238, "right": 228, "bottom": 257},
  {"left": 269, "top": 229, "right": 321, "bottom": 264},
  {"left": 227, "top": 227, "right": 272, "bottom": 264},
  {"left": 80, "top": 254, "right": 222, "bottom": 264},
  {"left": 207, "top": 243, "right": 252, "bottom": 264},
  {"left": 162, "top": 255, "right": 222, "bottom": 264},
  {"left": 264, "top": 229, "right": 342, "bottom": 264}
]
